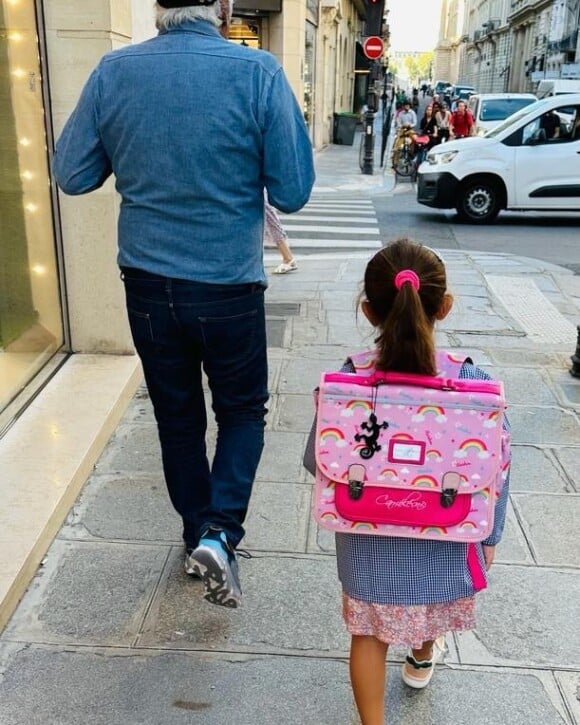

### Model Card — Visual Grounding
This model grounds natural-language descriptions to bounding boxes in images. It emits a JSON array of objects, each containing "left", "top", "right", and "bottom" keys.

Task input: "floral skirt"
[{"left": 342, "top": 593, "right": 476, "bottom": 649}]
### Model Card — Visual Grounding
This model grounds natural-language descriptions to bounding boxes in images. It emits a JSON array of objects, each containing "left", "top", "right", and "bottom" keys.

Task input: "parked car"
[
  {"left": 468, "top": 93, "right": 537, "bottom": 135},
  {"left": 416, "top": 93, "right": 580, "bottom": 223},
  {"left": 434, "top": 80, "right": 450, "bottom": 96},
  {"left": 448, "top": 84, "right": 476, "bottom": 107}
]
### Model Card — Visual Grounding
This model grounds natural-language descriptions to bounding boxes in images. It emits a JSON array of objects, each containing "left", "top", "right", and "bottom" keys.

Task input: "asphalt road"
[
  {"left": 380, "top": 95, "right": 580, "bottom": 274},
  {"left": 374, "top": 182, "right": 580, "bottom": 274}
]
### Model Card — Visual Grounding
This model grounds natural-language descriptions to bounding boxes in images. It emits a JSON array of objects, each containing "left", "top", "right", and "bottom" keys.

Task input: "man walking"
[{"left": 53, "top": 0, "right": 314, "bottom": 608}]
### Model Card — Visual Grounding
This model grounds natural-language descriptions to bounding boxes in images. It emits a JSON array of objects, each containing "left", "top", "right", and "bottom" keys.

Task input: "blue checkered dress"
[{"left": 331, "top": 359, "right": 511, "bottom": 606}]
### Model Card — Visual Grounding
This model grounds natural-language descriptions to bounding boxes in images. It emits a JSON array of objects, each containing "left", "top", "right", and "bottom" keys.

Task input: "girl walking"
[
  {"left": 264, "top": 199, "right": 297, "bottom": 275},
  {"left": 308, "top": 239, "right": 510, "bottom": 724}
]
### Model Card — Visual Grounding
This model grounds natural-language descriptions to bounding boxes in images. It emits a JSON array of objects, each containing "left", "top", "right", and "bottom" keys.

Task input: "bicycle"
[
  {"left": 392, "top": 127, "right": 416, "bottom": 177},
  {"left": 392, "top": 129, "right": 431, "bottom": 180}
]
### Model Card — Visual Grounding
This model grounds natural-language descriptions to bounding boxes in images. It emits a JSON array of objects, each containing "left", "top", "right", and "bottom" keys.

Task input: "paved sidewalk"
[{"left": 0, "top": 144, "right": 579, "bottom": 724}]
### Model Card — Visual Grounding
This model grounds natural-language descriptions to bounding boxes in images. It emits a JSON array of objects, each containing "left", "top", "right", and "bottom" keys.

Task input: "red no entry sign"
[{"left": 363, "top": 36, "right": 384, "bottom": 60}]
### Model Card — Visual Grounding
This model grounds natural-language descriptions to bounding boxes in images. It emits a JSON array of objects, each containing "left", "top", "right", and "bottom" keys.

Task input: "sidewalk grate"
[
  {"left": 265, "top": 303, "right": 301, "bottom": 317},
  {"left": 265, "top": 303, "right": 301, "bottom": 348}
]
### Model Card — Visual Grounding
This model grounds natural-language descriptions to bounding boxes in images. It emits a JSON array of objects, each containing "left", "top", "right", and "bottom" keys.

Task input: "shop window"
[
  {"left": 0, "top": 1, "right": 64, "bottom": 421},
  {"left": 229, "top": 18, "right": 261, "bottom": 48}
]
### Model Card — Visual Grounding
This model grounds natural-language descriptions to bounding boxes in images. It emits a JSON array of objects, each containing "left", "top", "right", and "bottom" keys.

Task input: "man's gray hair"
[{"left": 155, "top": 1, "right": 233, "bottom": 30}]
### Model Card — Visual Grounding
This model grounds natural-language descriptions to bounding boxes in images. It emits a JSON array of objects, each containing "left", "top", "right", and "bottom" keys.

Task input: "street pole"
[{"left": 362, "top": 61, "right": 380, "bottom": 175}]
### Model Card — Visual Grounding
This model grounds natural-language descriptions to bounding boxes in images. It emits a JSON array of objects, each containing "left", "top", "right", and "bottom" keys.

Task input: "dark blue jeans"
[{"left": 121, "top": 267, "right": 268, "bottom": 549}]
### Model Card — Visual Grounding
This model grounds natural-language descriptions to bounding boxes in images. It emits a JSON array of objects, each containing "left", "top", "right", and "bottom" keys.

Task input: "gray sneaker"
[
  {"left": 184, "top": 548, "right": 201, "bottom": 579},
  {"left": 188, "top": 530, "right": 242, "bottom": 608}
]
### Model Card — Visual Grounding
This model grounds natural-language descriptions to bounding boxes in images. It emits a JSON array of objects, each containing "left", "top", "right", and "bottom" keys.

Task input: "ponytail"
[
  {"left": 362, "top": 239, "right": 447, "bottom": 376},
  {"left": 375, "top": 283, "right": 437, "bottom": 375}
]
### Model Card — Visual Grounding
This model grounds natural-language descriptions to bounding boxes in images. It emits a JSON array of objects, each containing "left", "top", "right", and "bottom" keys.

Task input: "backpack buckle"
[
  {"left": 440, "top": 488, "right": 458, "bottom": 508},
  {"left": 349, "top": 479, "right": 364, "bottom": 500},
  {"left": 347, "top": 464, "right": 366, "bottom": 500}
]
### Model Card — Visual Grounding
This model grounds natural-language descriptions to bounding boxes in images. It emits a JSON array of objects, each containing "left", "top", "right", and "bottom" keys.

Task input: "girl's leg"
[
  {"left": 276, "top": 237, "right": 295, "bottom": 265},
  {"left": 350, "top": 635, "right": 388, "bottom": 725},
  {"left": 412, "top": 639, "right": 434, "bottom": 661}
]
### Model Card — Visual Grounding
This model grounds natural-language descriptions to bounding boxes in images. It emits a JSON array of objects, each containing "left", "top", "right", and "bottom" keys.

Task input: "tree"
[{"left": 416, "top": 51, "right": 434, "bottom": 82}]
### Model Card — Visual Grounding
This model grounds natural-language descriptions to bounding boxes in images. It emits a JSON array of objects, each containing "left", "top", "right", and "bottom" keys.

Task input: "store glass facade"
[{"left": 0, "top": 1, "right": 64, "bottom": 427}]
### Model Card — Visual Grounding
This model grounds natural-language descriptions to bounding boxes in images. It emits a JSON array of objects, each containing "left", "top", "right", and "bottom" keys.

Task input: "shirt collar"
[{"left": 159, "top": 19, "right": 222, "bottom": 37}]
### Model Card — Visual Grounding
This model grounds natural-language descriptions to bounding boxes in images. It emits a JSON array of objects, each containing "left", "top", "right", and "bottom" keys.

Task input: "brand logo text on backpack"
[{"left": 375, "top": 492, "right": 428, "bottom": 511}]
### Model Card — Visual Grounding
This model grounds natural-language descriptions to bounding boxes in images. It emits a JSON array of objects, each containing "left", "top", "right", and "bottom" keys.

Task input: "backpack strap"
[
  {"left": 436, "top": 350, "right": 472, "bottom": 378},
  {"left": 348, "top": 349, "right": 377, "bottom": 377},
  {"left": 349, "top": 349, "right": 472, "bottom": 379}
]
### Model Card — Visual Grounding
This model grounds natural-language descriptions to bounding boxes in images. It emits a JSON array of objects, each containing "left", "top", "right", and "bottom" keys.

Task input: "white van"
[
  {"left": 417, "top": 93, "right": 580, "bottom": 223},
  {"left": 536, "top": 79, "right": 580, "bottom": 98},
  {"left": 468, "top": 93, "right": 537, "bottom": 135}
]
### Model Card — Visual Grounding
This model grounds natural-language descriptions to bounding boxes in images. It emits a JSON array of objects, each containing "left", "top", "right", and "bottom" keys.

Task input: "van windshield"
[
  {"left": 485, "top": 99, "right": 551, "bottom": 138},
  {"left": 480, "top": 97, "right": 535, "bottom": 121}
]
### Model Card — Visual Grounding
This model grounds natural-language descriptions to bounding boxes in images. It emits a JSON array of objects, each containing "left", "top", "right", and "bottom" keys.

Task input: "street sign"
[{"left": 363, "top": 36, "right": 384, "bottom": 60}]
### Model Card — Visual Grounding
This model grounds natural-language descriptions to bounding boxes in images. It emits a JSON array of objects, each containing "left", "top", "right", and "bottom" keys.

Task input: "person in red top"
[{"left": 451, "top": 100, "right": 474, "bottom": 138}]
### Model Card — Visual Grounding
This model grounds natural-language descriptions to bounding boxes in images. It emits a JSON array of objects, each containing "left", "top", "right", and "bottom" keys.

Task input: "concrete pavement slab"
[
  {"left": 306, "top": 517, "right": 335, "bottom": 556},
  {"left": 139, "top": 549, "right": 348, "bottom": 655},
  {"left": 242, "top": 481, "right": 311, "bottom": 553},
  {"left": 0, "top": 644, "right": 570, "bottom": 725},
  {"left": 553, "top": 448, "right": 580, "bottom": 491},
  {"left": 509, "top": 445, "right": 576, "bottom": 493},
  {"left": 96, "top": 423, "right": 164, "bottom": 474},
  {"left": 554, "top": 671, "right": 580, "bottom": 725},
  {"left": 496, "top": 505, "right": 534, "bottom": 564},
  {"left": 511, "top": 494, "right": 580, "bottom": 567},
  {"left": 59, "top": 473, "right": 180, "bottom": 543},
  {"left": 274, "top": 394, "right": 316, "bottom": 433},
  {"left": 256, "top": 431, "right": 308, "bottom": 483},
  {"left": 456, "top": 565, "right": 579, "bottom": 669},
  {"left": 3, "top": 540, "right": 168, "bottom": 646},
  {"left": 507, "top": 405, "right": 579, "bottom": 445},
  {"left": 481, "top": 366, "right": 561, "bottom": 406}
]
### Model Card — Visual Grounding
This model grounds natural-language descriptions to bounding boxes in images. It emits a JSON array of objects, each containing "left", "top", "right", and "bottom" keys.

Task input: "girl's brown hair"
[{"left": 362, "top": 238, "right": 447, "bottom": 376}]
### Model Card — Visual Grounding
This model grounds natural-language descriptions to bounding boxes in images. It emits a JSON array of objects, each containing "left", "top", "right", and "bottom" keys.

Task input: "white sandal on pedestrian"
[
  {"left": 272, "top": 259, "right": 297, "bottom": 274},
  {"left": 401, "top": 635, "right": 446, "bottom": 689}
]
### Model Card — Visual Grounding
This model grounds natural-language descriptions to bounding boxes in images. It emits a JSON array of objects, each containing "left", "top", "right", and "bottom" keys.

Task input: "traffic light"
[{"left": 364, "top": 0, "right": 385, "bottom": 37}]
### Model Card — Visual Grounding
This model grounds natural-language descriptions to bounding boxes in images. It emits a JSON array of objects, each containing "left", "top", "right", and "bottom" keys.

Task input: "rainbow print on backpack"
[{"left": 313, "top": 351, "right": 510, "bottom": 542}]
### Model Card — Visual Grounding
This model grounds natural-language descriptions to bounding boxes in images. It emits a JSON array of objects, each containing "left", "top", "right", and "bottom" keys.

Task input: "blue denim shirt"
[{"left": 53, "top": 21, "right": 315, "bottom": 285}]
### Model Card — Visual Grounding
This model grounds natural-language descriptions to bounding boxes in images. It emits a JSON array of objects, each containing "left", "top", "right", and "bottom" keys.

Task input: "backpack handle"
[
  {"left": 367, "top": 370, "right": 502, "bottom": 396},
  {"left": 323, "top": 371, "right": 503, "bottom": 396}
]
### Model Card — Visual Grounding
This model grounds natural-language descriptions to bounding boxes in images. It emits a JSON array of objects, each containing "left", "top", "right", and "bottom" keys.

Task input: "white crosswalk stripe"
[{"left": 277, "top": 194, "right": 382, "bottom": 252}]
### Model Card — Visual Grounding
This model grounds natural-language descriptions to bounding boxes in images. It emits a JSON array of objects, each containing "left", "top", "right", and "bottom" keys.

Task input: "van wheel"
[{"left": 456, "top": 180, "right": 501, "bottom": 223}]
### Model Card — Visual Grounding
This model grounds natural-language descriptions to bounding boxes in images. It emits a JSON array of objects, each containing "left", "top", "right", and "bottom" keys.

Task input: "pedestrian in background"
[
  {"left": 451, "top": 100, "right": 475, "bottom": 139},
  {"left": 53, "top": 0, "right": 314, "bottom": 608},
  {"left": 304, "top": 239, "right": 511, "bottom": 725},
  {"left": 264, "top": 198, "right": 297, "bottom": 274}
]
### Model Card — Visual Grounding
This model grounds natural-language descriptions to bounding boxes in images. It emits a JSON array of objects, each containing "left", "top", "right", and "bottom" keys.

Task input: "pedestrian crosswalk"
[{"left": 278, "top": 194, "right": 382, "bottom": 252}]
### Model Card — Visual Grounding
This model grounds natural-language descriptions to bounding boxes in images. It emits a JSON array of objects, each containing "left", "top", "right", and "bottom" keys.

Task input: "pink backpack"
[{"left": 313, "top": 350, "right": 510, "bottom": 543}]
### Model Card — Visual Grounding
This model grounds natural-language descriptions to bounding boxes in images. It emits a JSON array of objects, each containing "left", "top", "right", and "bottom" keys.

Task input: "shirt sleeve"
[
  {"left": 53, "top": 65, "right": 112, "bottom": 195},
  {"left": 262, "top": 68, "right": 315, "bottom": 214}
]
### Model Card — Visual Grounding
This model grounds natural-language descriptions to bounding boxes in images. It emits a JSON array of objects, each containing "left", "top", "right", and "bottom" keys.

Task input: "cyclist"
[
  {"left": 395, "top": 100, "right": 418, "bottom": 130},
  {"left": 450, "top": 100, "right": 474, "bottom": 139}
]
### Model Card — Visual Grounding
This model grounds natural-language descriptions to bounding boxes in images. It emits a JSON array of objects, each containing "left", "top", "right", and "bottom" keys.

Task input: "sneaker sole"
[{"left": 189, "top": 547, "right": 241, "bottom": 609}]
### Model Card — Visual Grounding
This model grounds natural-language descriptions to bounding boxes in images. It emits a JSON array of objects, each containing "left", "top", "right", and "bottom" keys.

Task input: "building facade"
[
  {"left": 460, "top": 0, "right": 512, "bottom": 92},
  {"left": 456, "top": 0, "right": 580, "bottom": 93},
  {"left": 433, "top": 0, "right": 465, "bottom": 85},
  {"left": 508, "top": 0, "right": 554, "bottom": 91}
]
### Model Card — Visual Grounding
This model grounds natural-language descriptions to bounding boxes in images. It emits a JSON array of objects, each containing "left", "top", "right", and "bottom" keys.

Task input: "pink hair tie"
[{"left": 394, "top": 269, "right": 420, "bottom": 291}]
